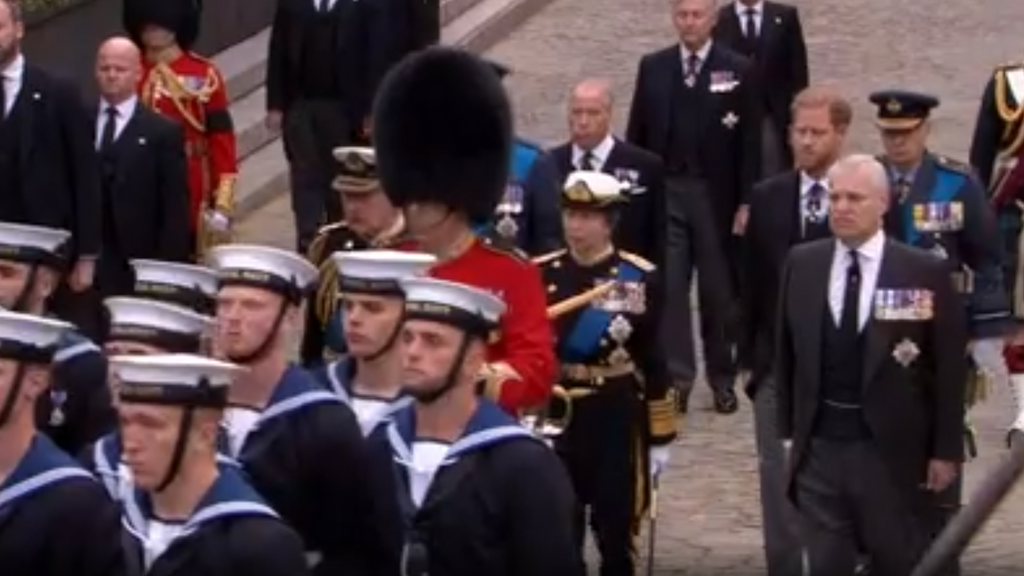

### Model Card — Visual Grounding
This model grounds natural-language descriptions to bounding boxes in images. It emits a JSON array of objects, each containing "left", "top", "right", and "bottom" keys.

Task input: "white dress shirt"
[
  {"left": 680, "top": 41, "right": 713, "bottom": 76},
  {"left": 572, "top": 134, "right": 615, "bottom": 171},
  {"left": 1, "top": 54, "right": 25, "bottom": 117},
  {"left": 95, "top": 96, "right": 138, "bottom": 149},
  {"left": 315, "top": 0, "right": 338, "bottom": 10},
  {"left": 828, "top": 230, "right": 885, "bottom": 330},
  {"left": 734, "top": 1, "right": 764, "bottom": 36}
]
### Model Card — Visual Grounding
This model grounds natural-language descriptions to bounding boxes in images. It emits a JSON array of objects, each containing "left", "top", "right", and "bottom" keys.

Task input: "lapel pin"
[
  {"left": 138, "top": 137, "right": 146, "bottom": 145},
  {"left": 892, "top": 338, "right": 920, "bottom": 367}
]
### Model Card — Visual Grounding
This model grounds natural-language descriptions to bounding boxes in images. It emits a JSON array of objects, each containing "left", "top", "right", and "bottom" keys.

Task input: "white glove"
[
  {"left": 649, "top": 445, "right": 671, "bottom": 478},
  {"left": 1010, "top": 375, "right": 1024, "bottom": 433},
  {"left": 204, "top": 209, "right": 231, "bottom": 232},
  {"left": 971, "top": 338, "right": 1009, "bottom": 382}
]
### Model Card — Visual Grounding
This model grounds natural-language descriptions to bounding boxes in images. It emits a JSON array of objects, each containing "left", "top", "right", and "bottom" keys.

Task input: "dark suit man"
[
  {"left": 549, "top": 78, "right": 667, "bottom": 269},
  {"left": 266, "top": 0, "right": 414, "bottom": 253},
  {"left": 0, "top": 0, "right": 101, "bottom": 334},
  {"left": 714, "top": 0, "right": 809, "bottom": 173},
  {"left": 741, "top": 86, "right": 851, "bottom": 576},
  {"left": 92, "top": 37, "right": 191, "bottom": 303},
  {"left": 626, "top": 0, "right": 760, "bottom": 413},
  {"left": 776, "top": 154, "right": 966, "bottom": 575}
]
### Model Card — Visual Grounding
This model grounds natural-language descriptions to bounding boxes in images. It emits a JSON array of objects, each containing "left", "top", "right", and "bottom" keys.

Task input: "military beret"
[
  {"left": 372, "top": 47, "right": 514, "bottom": 223},
  {"left": 868, "top": 90, "right": 940, "bottom": 130}
]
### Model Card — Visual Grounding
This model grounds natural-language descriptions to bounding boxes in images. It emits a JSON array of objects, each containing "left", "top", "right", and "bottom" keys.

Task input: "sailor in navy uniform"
[
  {"left": 367, "top": 277, "right": 579, "bottom": 576},
  {"left": 207, "top": 244, "right": 390, "bottom": 576},
  {"left": 473, "top": 60, "right": 562, "bottom": 255},
  {"left": 81, "top": 297, "right": 216, "bottom": 500},
  {"left": 0, "top": 222, "right": 113, "bottom": 455},
  {"left": 316, "top": 250, "right": 436, "bottom": 435},
  {"left": 110, "top": 354, "right": 308, "bottom": 576},
  {"left": 0, "top": 311, "right": 124, "bottom": 576},
  {"left": 130, "top": 259, "right": 219, "bottom": 316},
  {"left": 534, "top": 170, "right": 677, "bottom": 576}
]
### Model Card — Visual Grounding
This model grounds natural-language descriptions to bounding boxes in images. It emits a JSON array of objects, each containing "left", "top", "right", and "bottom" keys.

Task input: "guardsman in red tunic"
[
  {"left": 372, "top": 48, "right": 556, "bottom": 414},
  {"left": 123, "top": 0, "right": 238, "bottom": 258}
]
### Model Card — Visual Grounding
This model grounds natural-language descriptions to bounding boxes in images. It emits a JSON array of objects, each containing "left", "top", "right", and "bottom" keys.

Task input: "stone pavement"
[{"left": 235, "top": 0, "right": 1024, "bottom": 572}]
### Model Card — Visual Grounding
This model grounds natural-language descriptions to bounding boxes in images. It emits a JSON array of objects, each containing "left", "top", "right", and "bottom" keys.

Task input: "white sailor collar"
[
  {"left": 387, "top": 399, "right": 537, "bottom": 467},
  {"left": 0, "top": 434, "right": 93, "bottom": 511},
  {"left": 255, "top": 363, "right": 342, "bottom": 427},
  {"left": 122, "top": 464, "right": 277, "bottom": 541},
  {"left": 325, "top": 356, "right": 413, "bottom": 434}
]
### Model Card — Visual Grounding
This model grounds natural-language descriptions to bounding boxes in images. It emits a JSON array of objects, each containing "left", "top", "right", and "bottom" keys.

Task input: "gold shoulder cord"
[
  {"left": 314, "top": 260, "right": 340, "bottom": 329},
  {"left": 150, "top": 63, "right": 219, "bottom": 133},
  {"left": 994, "top": 68, "right": 1024, "bottom": 156}
]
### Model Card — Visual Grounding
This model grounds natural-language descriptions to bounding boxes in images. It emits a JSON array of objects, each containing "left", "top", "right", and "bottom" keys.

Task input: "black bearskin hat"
[
  {"left": 123, "top": 0, "right": 203, "bottom": 51},
  {"left": 372, "top": 47, "right": 513, "bottom": 222}
]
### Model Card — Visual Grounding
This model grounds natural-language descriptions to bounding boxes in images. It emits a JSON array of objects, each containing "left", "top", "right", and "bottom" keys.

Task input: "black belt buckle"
[{"left": 401, "top": 538, "right": 429, "bottom": 576}]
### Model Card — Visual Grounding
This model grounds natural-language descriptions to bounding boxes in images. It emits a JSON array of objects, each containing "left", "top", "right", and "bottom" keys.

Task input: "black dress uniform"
[
  {"left": 208, "top": 244, "right": 390, "bottom": 576},
  {"left": 535, "top": 171, "right": 676, "bottom": 576},
  {"left": 0, "top": 222, "right": 113, "bottom": 455},
  {"left": 301, "top": 147, "right": 413, "bottom": 367},
  {"left": 109, "top": 354, "right": 309, "bottom": 576},
  {"left": 366, "top": 277, "right": 579, "bottom": 576},
  {"left": 0, "top": 312, "right": 123, "bottom": 576}
]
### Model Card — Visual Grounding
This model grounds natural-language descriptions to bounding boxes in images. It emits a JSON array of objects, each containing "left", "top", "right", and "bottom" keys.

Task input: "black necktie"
[
  {"left": 885, "top": 175, "right": 911, "bottom": 240},
  {"left": 840, "top": 250, "right": 861, "bottom": 336},
  {"left": 744, "top": 8, "right": 758, "bottom": 39},
  {"left": 803, "top": 182, "right": 830, "bottom": 240},
  {"left": 318, "top": 0, "right": 331, "bottom": 11},
  {"left": 685, "top": 54, "right": 700, "bottom": 86},
  {"left": 580, "top": 151, "right": 595, "bottom": 171},
  {"left": 100, "top": 106, "right": 118, "bottom": 150}
]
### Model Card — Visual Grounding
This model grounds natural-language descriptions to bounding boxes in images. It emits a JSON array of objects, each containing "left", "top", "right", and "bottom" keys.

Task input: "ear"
[{"left": 35, "top": 268, "right": 58, "bottom": 301}]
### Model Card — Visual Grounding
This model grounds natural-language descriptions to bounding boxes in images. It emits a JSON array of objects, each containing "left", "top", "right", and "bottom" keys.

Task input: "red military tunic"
[
  {"left": 426, "top": 235, "right": 556, "bottom": 414},
  {"left": 138, "top": 52, "right": 238, "bottom": 241}
]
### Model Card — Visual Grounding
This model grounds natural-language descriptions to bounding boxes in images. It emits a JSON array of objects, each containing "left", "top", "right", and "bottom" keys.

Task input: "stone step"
[{"left": 233, "top": 0, "right": 555, "bottom": 221}]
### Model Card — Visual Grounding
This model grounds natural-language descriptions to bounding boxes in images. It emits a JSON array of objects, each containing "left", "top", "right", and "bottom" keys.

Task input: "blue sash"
[
  {"left": 905, "top": 169, "right": 963, "bottom": 246},
  {"left": 470, "top": 142, "right": 539, "bottom": 235},
  {"left": 559, "top": 262, "right": 642, "bottom": 362}
]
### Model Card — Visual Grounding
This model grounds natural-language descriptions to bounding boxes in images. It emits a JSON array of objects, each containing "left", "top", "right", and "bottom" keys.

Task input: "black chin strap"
[
  {"left": 0, "top": 363, "right": 28, "bottom": 428},
  {"left": 155, "top": 406, "right": 196, "bottom": 492},
  {"left": 226, "top": 301, "right": 290, "bottom": 365},
  {"left": 414, "top": 334, "right": 472, "bottom": 404},
  {"left": 363, "top": 320, "right": 402, "bottom": 362},
  {"left": 11, "top": 265, "right": 39, "bottom": 313}
]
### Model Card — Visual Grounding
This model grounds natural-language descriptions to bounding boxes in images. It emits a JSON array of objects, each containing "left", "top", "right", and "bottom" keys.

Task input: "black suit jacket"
[
  {"left": 95, "top": 105, "right": 191, "bottom": 263},
  {"left": 775, "top": 238, "right": 967, "bottom": 502},
  {"left": 266, "top": 0, "right": 401, "bottom": 122},
  {"left": 548, "top": 138, "right": 667, "bottom": 270},
  {"left": 5, "top": 65, "right": 100, "bottom": 258},
  {"left": 626, "top": 43, "right": 761, "bottom": 224},
  {"left": 714, "top": 1, "right": 809, "bottom": 162},
  {"left": 741, "top": 170, "right": 817, "bottom": 381}
]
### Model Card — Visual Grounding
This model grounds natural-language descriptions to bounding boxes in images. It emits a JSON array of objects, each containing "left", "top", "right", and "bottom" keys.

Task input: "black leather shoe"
[{"left": 713, "top": 388, "right": 739, "bottom": 414}]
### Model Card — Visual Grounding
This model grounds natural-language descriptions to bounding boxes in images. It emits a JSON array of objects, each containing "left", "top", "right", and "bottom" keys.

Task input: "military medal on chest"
[
  {"left": 607, "top": 314, "right": 634, "bottom": 365},
  {"left": 49, "top": 389, "right": 67, "bottom": 426},
  {"left": 495, "top": 183, "right": 524, "bottom": 239}
]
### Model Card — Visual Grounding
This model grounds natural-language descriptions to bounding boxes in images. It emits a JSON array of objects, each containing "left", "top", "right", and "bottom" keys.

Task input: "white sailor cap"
[
  {"left": 331, "top": 250, "right": 436, "bottom": 295},
  {"left": 561, "top": 170, "right": 629, "bottom": 208},
  {"left": 206, "top": 244, "right": 319, "bottom": 302},
  {"left": 399, "top": 277, "right": 506, "bottom": 336},
  {"left": 104, "top": 297, "right": 213, "bottom": 353},
  {"left": 110, "top": 354, "right": 245, "bottom": 408},
  {"left": 0, "top": 222, "right": 71, "bottom": 267},
  {"left": 131, "top": 259, "right": 218, "bottom": 308},
  {"left": 0, "top": 310, "right": 72, "bottom": 364}
]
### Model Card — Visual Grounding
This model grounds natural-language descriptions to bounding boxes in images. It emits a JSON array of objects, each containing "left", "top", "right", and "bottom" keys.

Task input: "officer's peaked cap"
[
  {"left": 372, "top": 47, "right": 514, "bottom": 222},
  {"left": 868, "top": 89, "right": 940, "bottom": 130}
]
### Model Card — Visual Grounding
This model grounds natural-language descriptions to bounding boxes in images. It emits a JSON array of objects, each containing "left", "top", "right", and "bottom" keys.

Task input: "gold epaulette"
[
  {"left": 313, "top": 259, "right": 340, "bottom": 327},
  {"left": 307, "top": 223, "right": 348, "bottom": 264},
  {"left": 480, "top": 236, "right": 529, "bottom": 261},
  {"left": 934, "top": 154, "right": 973, "bottom": 175},
  {"left": 618, "top": 250, "right": 655, "bottom": 272},
  {"left": 996, "top": 61, "right": 1024, "bottom": 72},
  {"left": 532, "top": 248, "right": 566, "bottom": 266}
]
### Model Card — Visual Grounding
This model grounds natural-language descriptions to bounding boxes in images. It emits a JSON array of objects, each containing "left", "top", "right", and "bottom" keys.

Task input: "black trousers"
[
  {"left": 283, "top": 99, "right": 355, "bottom": 253},
  {"left": 795, "top": 439, "right": 929, "bottom": 576},
  {"left": 662, "top": 177, "right": 737, "bottom": 389},
  {"left": 555, "top": 386, "right": 639, "bottom": 576}
]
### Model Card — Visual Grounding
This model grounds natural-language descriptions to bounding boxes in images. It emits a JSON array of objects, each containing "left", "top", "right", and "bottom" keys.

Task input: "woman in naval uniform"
[
  {"left": 316, "top": 250, "right": 435, "bottom": 435},
  {"left": 80, "top": 297, "right": 225, "bottom": 501},
  {"left": 111, "top": 354, "right": 308, "bottom": 576},
  {"left": 0, "top": 311, "right": 123, "bottom": 576},
  {"left": 207, "top": 244, "right": 391, "bottom": 576},
  {"left": 366, "top": 277, "right": 579, "bottom": 576},
  {"left": 0, "top": 222, "right": 112, "bottom": 456}
]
